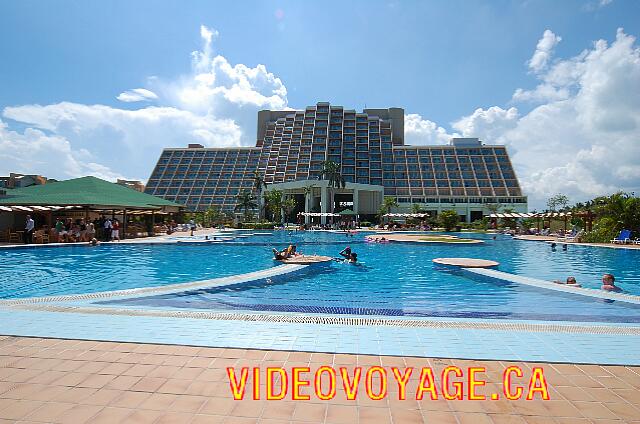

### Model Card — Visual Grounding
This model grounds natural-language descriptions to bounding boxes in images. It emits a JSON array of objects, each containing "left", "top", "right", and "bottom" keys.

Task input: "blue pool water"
[{"left": 2, "top": 231, "right": 640, "bottom": 323}]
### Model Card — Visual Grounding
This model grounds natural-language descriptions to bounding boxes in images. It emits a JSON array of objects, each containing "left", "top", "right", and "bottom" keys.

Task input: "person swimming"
[
  {"left": 553, "top": 276, "right": 581, "bottom": 287},
  {"left": 339, "top": 246, "right": 352, "bottom": 259},
  {"left": 601, "top": 273, "right": 621, "bottom": 292}
]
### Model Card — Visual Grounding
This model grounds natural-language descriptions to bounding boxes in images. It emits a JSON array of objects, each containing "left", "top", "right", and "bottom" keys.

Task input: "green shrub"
[
  {"left": 439, "top": 210, "right": 459, "bottom": 232},
  {"left": 469, "top": 218, "right": 489, "bottom": 230},
  {"left": 582, "top": 217, "right": 620, "bottom": 243},
  {"left": 359, "top": 221, "right": 371, "bottom": 227},
  {"left": 237, "top": 222, "right": 278, "bottom": 230}
]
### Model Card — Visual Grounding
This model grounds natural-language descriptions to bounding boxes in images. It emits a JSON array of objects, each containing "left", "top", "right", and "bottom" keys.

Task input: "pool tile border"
[
  {"left": 9, "top": 303, "right": 640, "bottom": 336},
  {"left": 0, "top": 264, "right": 307, "bottom": 306}
]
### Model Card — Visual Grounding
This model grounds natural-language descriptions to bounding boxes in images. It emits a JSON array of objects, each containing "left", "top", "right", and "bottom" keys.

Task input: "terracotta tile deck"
[{"left": 1, "top": 336, "right": 639, "bottom": 423}]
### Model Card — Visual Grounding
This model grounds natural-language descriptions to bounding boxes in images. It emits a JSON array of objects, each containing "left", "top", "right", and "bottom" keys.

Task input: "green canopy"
[
  {"left": 338, "top": 209, "right": 357, "bottom": 215},
  {"left": 0, "top": 176, "right": 182, "bottom": 210}
]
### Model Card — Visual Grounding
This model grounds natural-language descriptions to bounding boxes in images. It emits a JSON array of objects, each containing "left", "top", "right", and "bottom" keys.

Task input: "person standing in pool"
[
  {"left": 339, "top": 246, "right": 352, "bottom": 259},
  {"left": 601, "top": 274, "right": 621, "bottom": 292}
]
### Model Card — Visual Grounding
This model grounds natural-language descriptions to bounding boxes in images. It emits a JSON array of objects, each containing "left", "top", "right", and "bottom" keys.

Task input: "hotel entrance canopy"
[{"left": 267, "top": 180, "right": 384, "bottom": 224}]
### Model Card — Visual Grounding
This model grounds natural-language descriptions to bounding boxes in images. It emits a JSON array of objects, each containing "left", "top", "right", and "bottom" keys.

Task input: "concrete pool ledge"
[
  {"left": 463, "top": 268, "right": 640, "bottom": 305},
  {"left": 0, "top": 264, "right": 307, "bottom": 306}
]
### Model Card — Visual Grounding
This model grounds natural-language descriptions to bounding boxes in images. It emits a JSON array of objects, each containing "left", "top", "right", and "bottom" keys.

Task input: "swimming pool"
[{"left": 2, "top": 231, "right": 640, "bottom": 323}]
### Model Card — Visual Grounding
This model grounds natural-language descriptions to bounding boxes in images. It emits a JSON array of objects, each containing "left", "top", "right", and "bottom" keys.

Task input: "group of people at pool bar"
[
  {"left": 272, "top": 244, "right": 358, "bottom": 263},
  {"left": 21, "top": 214, "right": 121, "bottom": 244}
]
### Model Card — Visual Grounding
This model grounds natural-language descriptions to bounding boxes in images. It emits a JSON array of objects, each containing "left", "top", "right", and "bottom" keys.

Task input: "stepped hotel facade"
[{"left": 145, "top": 102, "right": 527, "bottom": 222}]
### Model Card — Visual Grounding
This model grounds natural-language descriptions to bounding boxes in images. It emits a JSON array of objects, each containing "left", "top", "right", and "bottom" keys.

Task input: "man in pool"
[
  {"left": 601, "top": 273, "right": 621, "bottom": 291},
  {"left": 339, "top": 246, "right": 352, "bottom": 259},
  {"left": 553, "top": 276, "right": 581, "bottom": 287}
]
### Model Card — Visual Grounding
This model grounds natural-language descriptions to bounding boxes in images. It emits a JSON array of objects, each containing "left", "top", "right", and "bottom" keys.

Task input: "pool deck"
[{"left": 1, "top": 336, "right": 639, "bottom": 423}]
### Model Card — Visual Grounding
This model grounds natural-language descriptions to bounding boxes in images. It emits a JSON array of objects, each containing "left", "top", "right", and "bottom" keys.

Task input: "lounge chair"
[
  {"left": 558, "top": 229, "right": 583, "bottom": 242},
  {"left": 611, "top": 229, "right": 632, "bottom": 244}
]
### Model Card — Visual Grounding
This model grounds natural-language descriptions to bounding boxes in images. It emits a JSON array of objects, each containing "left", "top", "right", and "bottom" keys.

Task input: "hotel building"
[{"left": 145, "top": 102, "right": 527, "bottom": 222}]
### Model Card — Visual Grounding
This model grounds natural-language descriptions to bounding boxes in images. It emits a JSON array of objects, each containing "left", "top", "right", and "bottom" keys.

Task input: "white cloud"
[
  {"left": 1, "top": 25, "right": 286, "bottom": 182},
  {"left": 512, "top": 84, "right": 570, "bottom": 103},
  {"left": 470, "top": 28, "right": 640, "bottom": 208},
  {"left": 452, "top": 106, "right": 519, "bottom": 143},
  {"left": 528, "top": 29, "right": 562, "bottom": 74},
  {"left": 116, "top": 88, "right": 159, "bottom": 103},
  {"left": 584, "top": 0, "right": 614, "bottom": 11},
  {"left": 0, "top": 120, "right": 126, "bottom": 181},
  {"left": 157, "top": 24, "right": 290, "bottom": 134},
  {"left": 2, "top": 103, "right": 243, "bottom": 181},
  {"left": 404, "top": 114, "right": 457, "bottom": 145}
]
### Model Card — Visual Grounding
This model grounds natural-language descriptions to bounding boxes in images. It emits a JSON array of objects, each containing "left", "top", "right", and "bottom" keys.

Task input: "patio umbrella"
[{"left": 338, "top": 209, "right": 357, "bottom": 216}]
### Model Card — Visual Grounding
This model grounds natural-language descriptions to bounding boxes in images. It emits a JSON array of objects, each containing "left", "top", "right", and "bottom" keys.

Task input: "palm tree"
[
  {"left": 379, "top": 196, "right": 399, "bottom": 216},
  {"left": 318, "top": 161, "right": 345, "bottom": 213},
  {"left": 264, "top": 189, "right": 284, "bottom": 223},
  {"left": 252, "top": 171, "right": 268, "bottom": 220},
  {"left": 378, "top": 196, "right": 399, "bottom": 223},
  {"left": 282, "top": 196, "right": 297, "bottom": 224},
  {"left": 203, "top": 206, "right": 225, "bottom": 227},
  {"left": 234, "top": 190, "right": 258, "bottom": 222}
]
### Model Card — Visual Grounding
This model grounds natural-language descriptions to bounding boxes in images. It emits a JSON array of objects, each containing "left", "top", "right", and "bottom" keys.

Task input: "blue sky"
[{"left": 1, "top": 0, "right": 639, "bottom": 208}]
